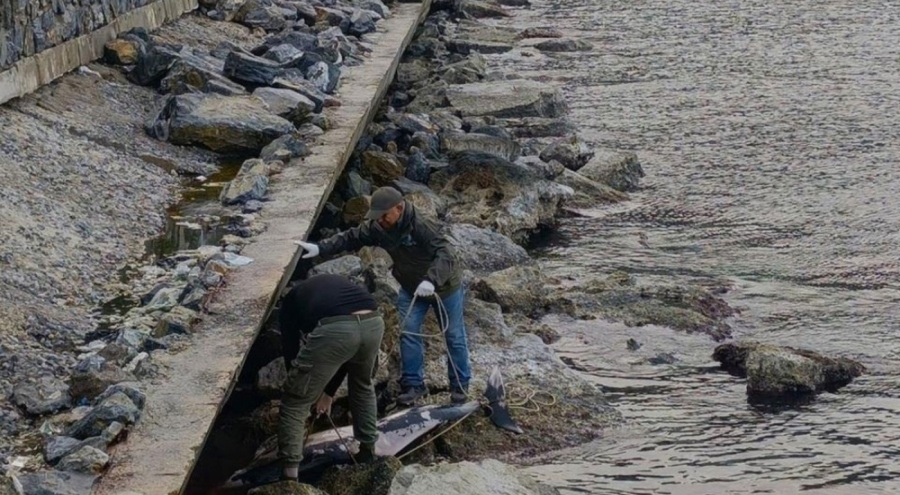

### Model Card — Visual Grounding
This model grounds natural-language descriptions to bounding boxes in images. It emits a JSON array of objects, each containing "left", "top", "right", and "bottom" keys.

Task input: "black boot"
[
  {"left": 397, "top": 385, "right": 428, "bottom": 405},
  {"left": 450, "top": 385, "right": 468, "bottom": 404},
  {"left": 356, "top": 442, "right": 377, "bottom": 464}
]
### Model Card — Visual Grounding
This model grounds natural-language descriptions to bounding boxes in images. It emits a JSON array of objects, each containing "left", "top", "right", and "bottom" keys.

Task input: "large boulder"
[
  {"left": 361, "top": 151, "right": 405, "bottom": 186},
  {"left": 457, "top": 0, "right": 510, "bottom": 18},
  {"left": 159, "top": 48, "right": 247, "bottom": 96},
  {"left": 441, "top": 132, "right": 520, "bottom": 162},
  {"left": 56, "top": 446, "right": 109, "bottom": 474},
  {"left": 220, "top": 173, "right": 269, "bottom": 205},
  {"left": 713, "top": 342, "right": 866, "bottom": 400},
  {"left": 554, "top": 168, "right": 628, "bottom": 208},
  {"left": 146, "top": 94, "right": 295, "bottom": 154},
  {"left": 253, "top": 87, "right": 317, "bottom": 126},
  {"left": 538, "top": 136, "right": 593, "bottom": 171},
  {"left": 389, "top": 459, "right": 561, "bottom": 495},
  {"left": 445, "top": 224, "right": 529, "bottom": 274},
  {"left": 65, "top": 392, "right": 141, "bottom": 439},
  {"left": 233, "top": 0, "right": 288, "bottom": 31},
  {"left": 429, "top": 151, "right": 573, "bottom": 244},
  {"left": 446, "top": 21, "right": 518, "bottom": 55},
  {"left": 446, "top": 81, "right": 567, "bottom": 119},
  {"left": 470, "top": 265, "right": 548, "bottom": 316},
  {"left": 224, "top": 50, "right": 284, "bottom": 87},
  {"left": 578, "top": 150, "right": 644, "bottom": 192}
]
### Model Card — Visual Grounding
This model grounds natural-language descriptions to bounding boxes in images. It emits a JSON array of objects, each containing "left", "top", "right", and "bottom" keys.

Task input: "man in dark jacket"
[
  {"left": 294, "top": 186, "right": 472, "bottom": 405},
  {"left": 277, "top": 273, "right": 384, "bottom": 480}
]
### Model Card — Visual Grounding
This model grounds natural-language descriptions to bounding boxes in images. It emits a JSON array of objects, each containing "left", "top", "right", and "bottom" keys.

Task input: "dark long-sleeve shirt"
[
  {"left": 279, "top": 273, "right": 378, "bottom": 397},
  {"left": 317, "top": 201, "right": 461, "bottom": 297}
]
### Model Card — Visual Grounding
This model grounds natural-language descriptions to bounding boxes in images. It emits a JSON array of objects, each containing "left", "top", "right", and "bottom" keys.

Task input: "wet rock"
[
  {"left": 153, "top": 306, "right": 197, "bottom": 337},
  {"left": 224, "top": 50, "right": 284, "bottom": 87},
  {"left": 361, "top": 151, "right": 405, "bottom": 186},
  {"left": 471, "top": 265, "right": 547, "bottom": 316},
  {"left": 519, "top": 27, "right": 563, "bottom": 39},
  {"left": 554, "top": 168, "right": 629, "bottom": 208},
  {"left": 538, "top": 137, "right": 594, "bottom": 171},
  {"left": 146, "top": 94, "right": 294, "bottom": 154},
  {"left": 390, "top": 459, "right": 561, "bottom": 495},
  {"left": 319, "top": 456, "right": 402, "bottom": 495},
  {"left": 253, "top": 88, "right": 317, "bottom": 126},
  {"left": 535, "top": 38, "right": 593, "bottom": 52},
  {"left": 457, "top": 0, "right": 510, "bottom": 18},
  {"left": 56, "top": 446, "right": 109, "bottom": 474},
  {"left": 12, "top": 376, "right": 72, "bottom": 416},
  {"left": 446, "top": 224, "right": 529, "bottom": 274},
  {"left": 103, "top": 39, "right": 139, "bottom": 65},
  {"left": 446, "top": 81, "right": 567, "bottom": 119},
  {"left": 68, "top": 357, "right": 133, "bottom": 402},
  {"left": 247, "top": 480, "right": 326, "bottom": 495},
  {"left": 233, "top": 0, "right": 288, "bottom": 31},
  {"left": 430, "top": 151, "right": 573, "bottom": 244},
  {"left": 441, "top": 132, "right": 520, "bottom": 162},
  {"left": 713, "top": 342, "right": 866, "bottom": 400},
  {"left": 257, "top": 357, "right": 287, "bottom": 399},
  {"left": 17, "top": 471, "right": 95, "bottom": 495},
  {"left": 65, "top": 392, "right": 141, "bottom": 439},
  {"left": 260, "top": 134, "right": 312, "bottom": 162},
  {"left": 498, "top": 117, "right": 576, "bottom": 139},
  {"left": 404, "top": 148, "right": 430, "bottom": 184},
  {"left": 578, "top": 150, "right": 644, "bottom": 192}
]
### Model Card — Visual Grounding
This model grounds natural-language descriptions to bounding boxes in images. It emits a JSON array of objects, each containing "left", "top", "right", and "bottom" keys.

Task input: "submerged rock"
[
  {"left": 446, "top": 81, "right": 567, "bottom": 119},
  {"left": 578, "top": 150, "right": 644, "bottom": 192},
  {"left": 390, "top": 459, "right": 560, "bottom": 495},
  {"left": 146, "top": 94, "right": 294, "bottom": 154},
  {"left": 713, "top": 342, "right": 866, "bottom": 400}
]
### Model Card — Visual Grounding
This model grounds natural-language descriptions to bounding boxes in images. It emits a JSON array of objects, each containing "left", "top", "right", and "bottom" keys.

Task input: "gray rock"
[
  {"left": 243, "top": 200, "right": 265, "bottom": 214},
  {"left": 94, "top": 383, "right": 146, "bottom": 410},
  {"left": 471, "top": 265, "right": 548, "bottom": 316},
  {"left": 56, "top": 446, "right": 109, "bottom": 474},
  {"left": 179, "top": 281, "right": 208, "bottom": 311},
  {"left": 159, "top": 52, "right": 247, "bottom": 97},
  {"left": 0, "top": 473, "right": 23, "bottom": 495},
  {"left": 305, "top": 61, "right": 341, "bottom": 94},
  {"left": 457, "top": 0, "right": 510, "bottom": 18},
  {"left": 441, "top": 132, "right": 520, "bottom": 161},
  {"left": 553, "top": 168, "right": 628, "bottom": 208},
  {"left": 404, "top": 148, "right": 430, "bottom": 184},
  {"left": 535, "top": 38, "right": 593, "bottom": 52},
  {"left": 355, "top": 0, "right": 389, "bottom": 18},
  {"left": 253, "top": 87, "right": 316, "bottom": 126},
  {"left": 519, "top": 27, "right": 563, "bottom": 39},
  {"left": 514, "top": 156, "right": 565, "bottom": 180},
  {"left": 17, "top": 470, "right": 95, "bottom": 495},
  {"left": 65, "top": 392, "right": 141, "bottom": 439},
  {"left": 233, "top": 0, "right": 288, "bottom": 32},
  {"left": 308, "top": 255, "right": 364, "bottom": 279},
  {"left": 295, "top": 123, "right": 325, "bottom": 141},
  {"left": 342, "top": 171, "right": 372, "bottom": 198},
  {"left": 256, "top": 357, "right": 287, "bottom": 399},
  {"left": 260, "top": 134, "right": 311, "bottom": 162},
  {"left": 539, "top": 138, "right": 594, "bottom": 171},
  {"left": 68, "top": 357, "right": 133, "bottom": 403},
  {"left": 578, "top": 150, "right": 644, "bottom": 192},
  {"left": 446, "top": 224, "right": 529, "bottom": 274},
  {"left": 224, "top": 50, "right": 284, "bottom": 87},
  {"left": 390, "top": 459, "right": 561, "bottom": 495},
  {"left": 145, "top": 287, "right": 181, "bottom": 311},
  {"left": 127, "top": 45, "right": 179, "bottom": 87},
  {"left": 446, "top": 21, "right": 517, "bottom": 55},
  {"left": 348, "top": 9, "right": 378, "bottom": 37},
  {"left": 389, "top": 113, "right": 438, "bottom": 135},
  {"left": 446, "top": 81, "right": 567, "bottom": 119},
  {"left": 146, "top": 94, "right": 295, "bottom": 154},
  {"left": 263, "top": 44, "right": 304, "bottom": 64},
  {"left": 153, "top": 306, "right": 197, "bottom": 337},
  {"left": 220, "top": 174, "right": 269, "bottom": 205},
  {"left": 272, "top": 76, "right": 327, "bottom": 113},
  {"left": 44, "top": 436, "right": 82, "bottom": 464},
  {"left": 12, "top": 376, "right": 72, "bottom": 416},
  {"left": 713, "top": 342, "right": 866, "bottom": 400},
  {"left": 497, "top": 117, "right": 576, "bottom": 139}
]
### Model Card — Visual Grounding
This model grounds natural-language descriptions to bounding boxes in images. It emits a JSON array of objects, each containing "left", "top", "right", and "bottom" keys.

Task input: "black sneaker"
[
  {"left": 397, "top": 385, "right": 428, "bottom": 405},
  {"left": 450, "top": 385, "right": 468, "bottom": 404},
  {"left": 356, "top": 442, "right": 377, "bottom": 464}
]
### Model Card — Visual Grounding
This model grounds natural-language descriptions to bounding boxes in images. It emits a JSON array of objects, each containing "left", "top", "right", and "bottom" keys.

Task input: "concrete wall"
[{"left": 0, "top": 0, "right": 197, "bottom": 104}]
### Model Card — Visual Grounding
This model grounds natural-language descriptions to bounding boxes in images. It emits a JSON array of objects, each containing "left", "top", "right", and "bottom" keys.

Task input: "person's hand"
[
  {"left": 414, "top": 280, "right": 435, "bottom": 297},
  {"left": 293, "top": 240, "right": 320, "bottom": 259},
  {"left": 315, "top": 394, "right": 333, "bottom": 417}
]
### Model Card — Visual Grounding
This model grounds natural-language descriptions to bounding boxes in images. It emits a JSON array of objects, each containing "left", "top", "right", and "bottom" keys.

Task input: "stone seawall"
[{"left": 0, "top": 0, "right": 197, "bottom": 104}]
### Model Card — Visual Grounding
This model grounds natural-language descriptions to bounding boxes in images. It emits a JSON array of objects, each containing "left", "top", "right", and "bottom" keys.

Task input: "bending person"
[{"left": 277, "top": 273, "right": 384, "bottom": 480}]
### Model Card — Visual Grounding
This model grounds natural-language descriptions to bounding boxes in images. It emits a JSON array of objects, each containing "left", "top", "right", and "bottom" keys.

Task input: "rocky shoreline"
[{"left": 0, "top": 0, "right": 869, "bottom": 493}]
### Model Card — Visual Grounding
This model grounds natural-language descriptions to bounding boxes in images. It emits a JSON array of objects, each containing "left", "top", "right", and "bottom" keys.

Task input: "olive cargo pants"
[{"left": 277, "top": 313, "right": 384, "bottom": 465}]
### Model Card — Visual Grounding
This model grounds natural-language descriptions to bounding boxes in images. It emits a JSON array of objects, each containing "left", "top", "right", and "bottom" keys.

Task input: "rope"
[{"left": 326, "top": 412, "right": 357, "bottom": 465}]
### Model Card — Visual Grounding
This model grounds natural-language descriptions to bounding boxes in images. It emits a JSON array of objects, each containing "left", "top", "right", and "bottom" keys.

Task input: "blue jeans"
[{"left": 397, "top": 286, "right": 471, "bottom": 390}]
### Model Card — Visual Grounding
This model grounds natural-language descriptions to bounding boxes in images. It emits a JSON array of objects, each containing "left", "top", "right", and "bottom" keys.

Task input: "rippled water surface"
[{"left": 483, "top": 0, "right": 900, "bottom": 493}]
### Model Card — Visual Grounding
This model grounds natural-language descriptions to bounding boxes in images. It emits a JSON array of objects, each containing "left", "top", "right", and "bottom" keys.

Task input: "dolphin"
[{"left": 221, "top": 401, "right": 481, "bottom": 490}]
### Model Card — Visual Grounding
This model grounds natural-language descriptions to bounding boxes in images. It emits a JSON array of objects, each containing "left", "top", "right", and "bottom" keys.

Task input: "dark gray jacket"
[{"left": 318, "top": 201, "right": 461, "bottom": 297}]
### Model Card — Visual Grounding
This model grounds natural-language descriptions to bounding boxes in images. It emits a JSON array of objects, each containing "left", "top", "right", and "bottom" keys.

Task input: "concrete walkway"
[{"left": 93, "top": 3, "right": 430, "bottom": 493}]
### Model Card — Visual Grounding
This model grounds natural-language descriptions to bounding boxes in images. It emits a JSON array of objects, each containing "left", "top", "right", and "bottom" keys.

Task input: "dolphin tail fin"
[{"left": 483, "top": 366, "right": 524, "bottom": 434}]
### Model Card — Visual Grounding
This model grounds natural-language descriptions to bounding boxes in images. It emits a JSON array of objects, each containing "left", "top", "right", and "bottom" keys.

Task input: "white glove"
[
  {"left": 292, "top": 240, "right": 320, "bottom": 259},
  {"left": 414, "top": 280, "right": 435, "bottom": 297}
]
